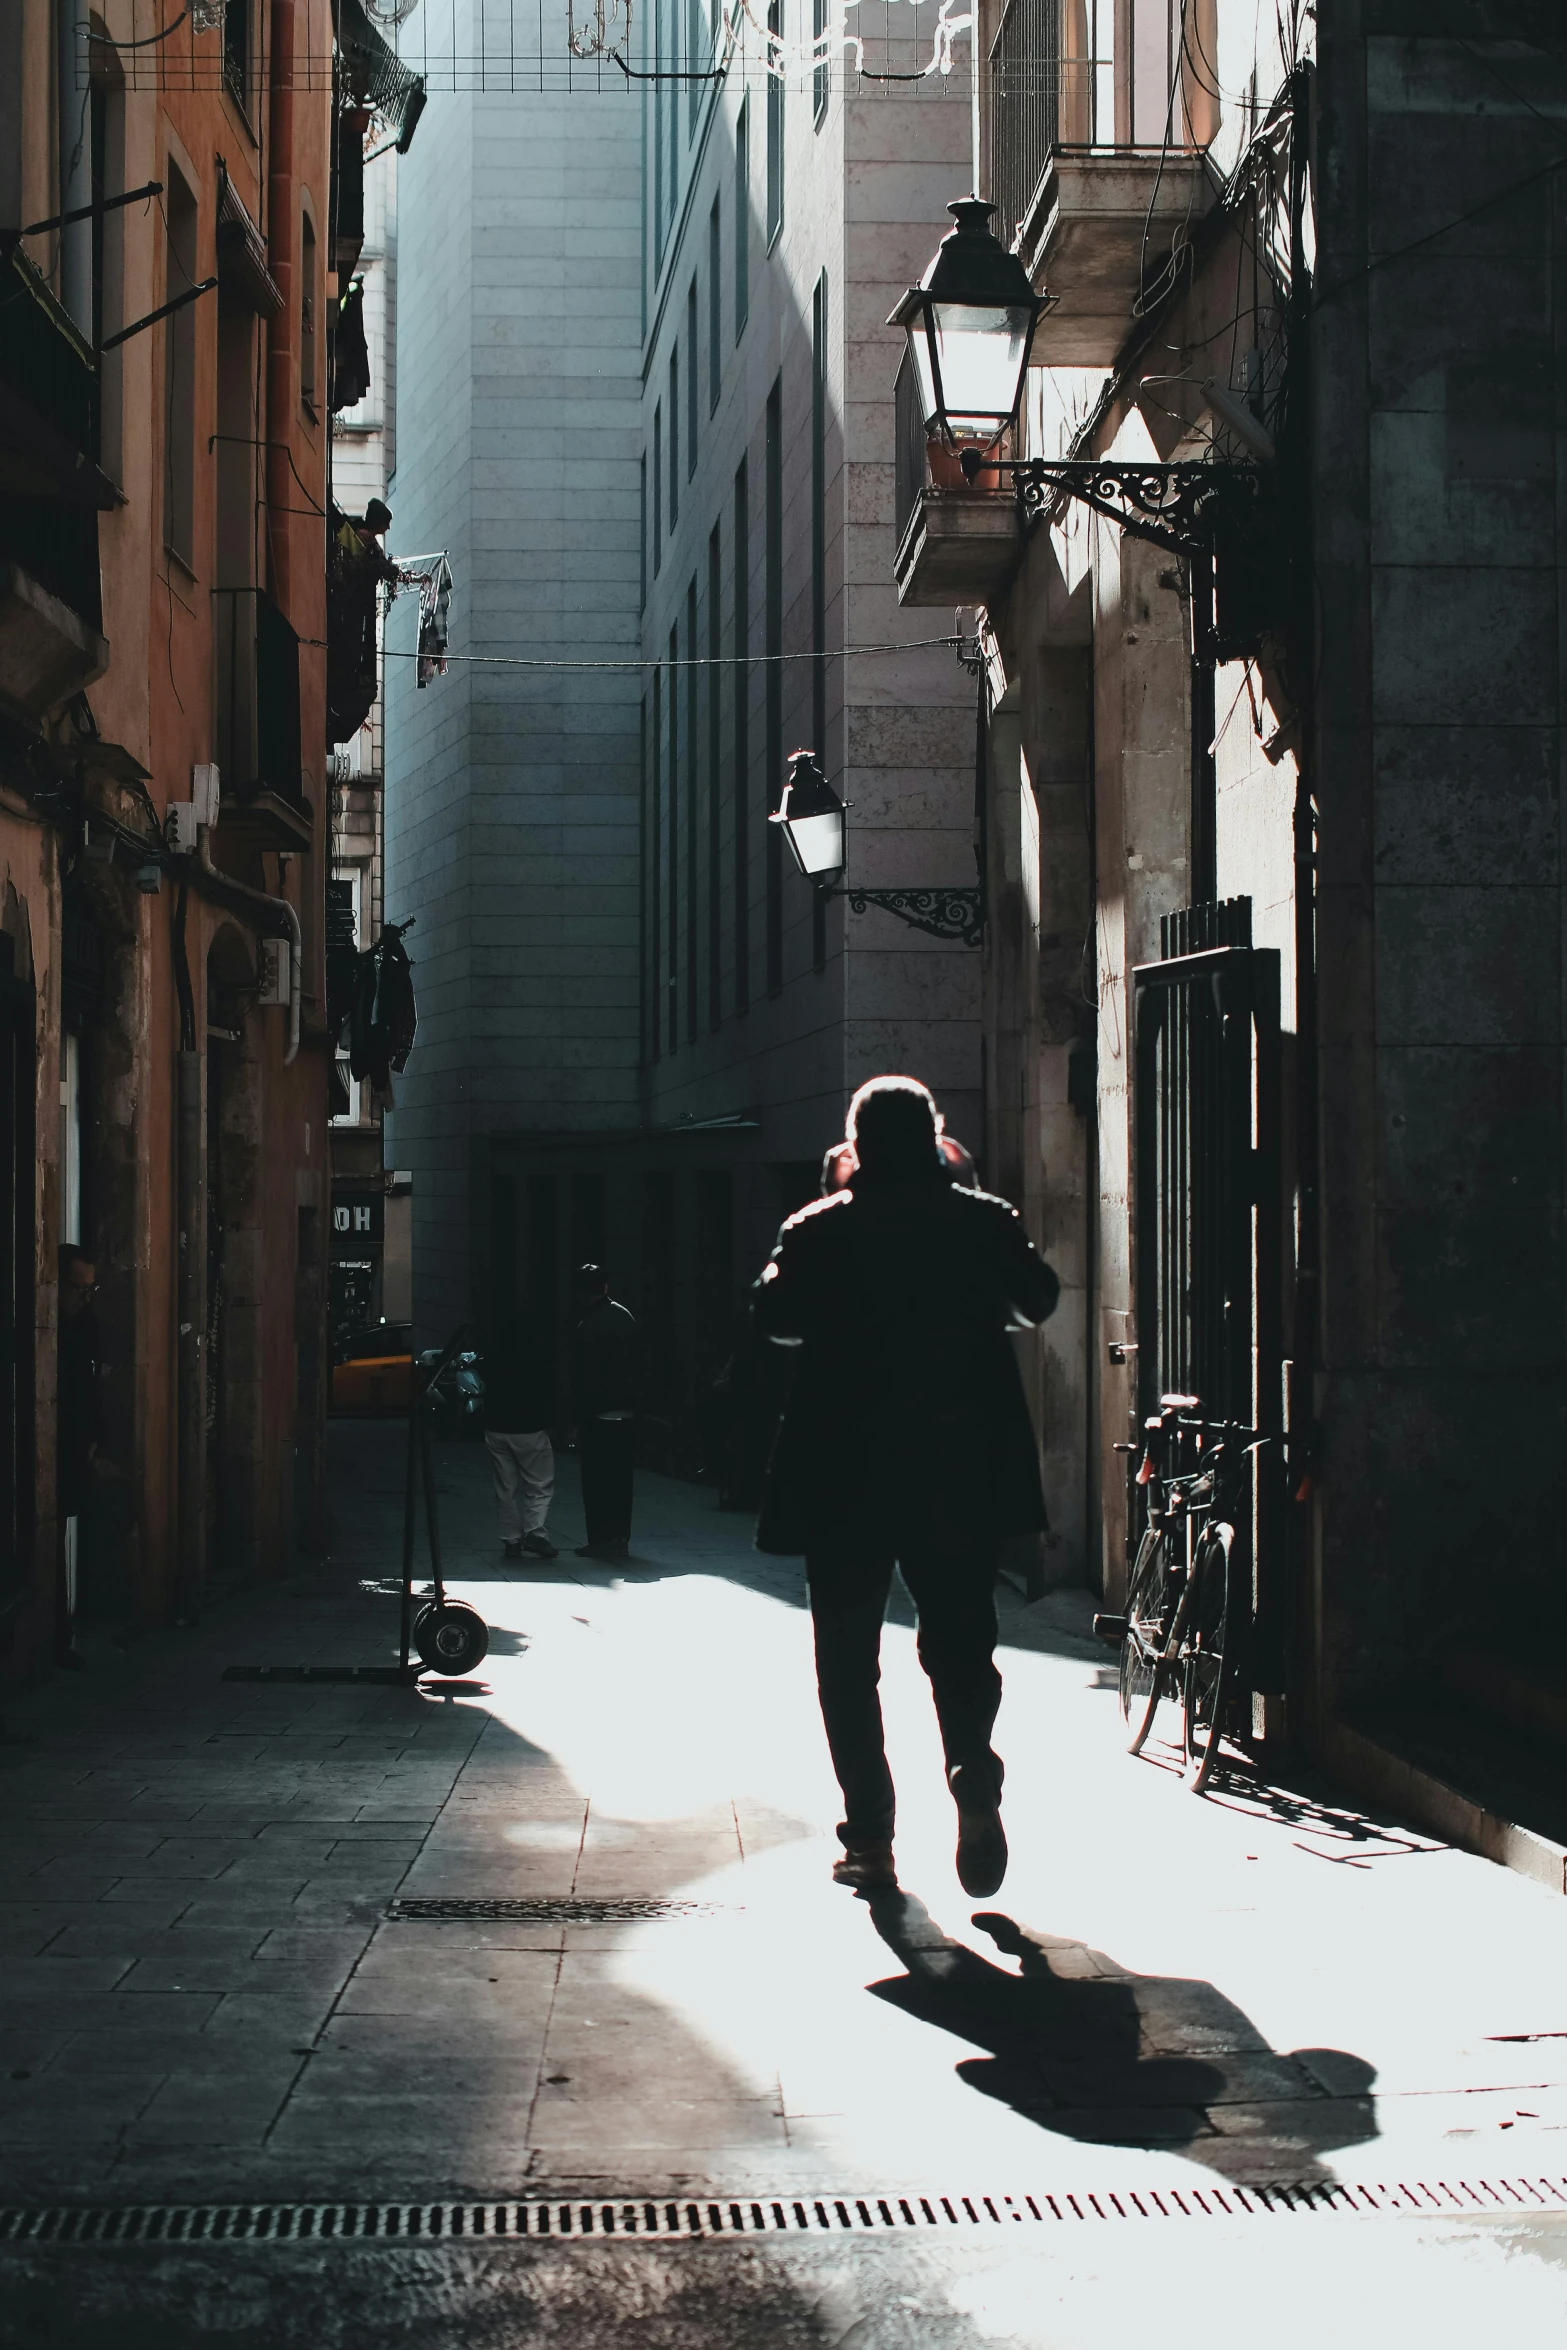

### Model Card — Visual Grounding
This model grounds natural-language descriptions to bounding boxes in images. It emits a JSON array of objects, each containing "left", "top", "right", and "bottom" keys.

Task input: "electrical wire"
[
  {"left": 86, "top": 7, "right": 189, "bottom": 47},
  {"left": 373, "top": 636, "right": 966, "bottom": 671}
]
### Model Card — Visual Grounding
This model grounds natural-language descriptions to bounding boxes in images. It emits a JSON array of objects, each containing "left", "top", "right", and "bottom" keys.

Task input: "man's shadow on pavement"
[{"left": 862, "top": 1891, "right": 1377, "bottom": 2184}]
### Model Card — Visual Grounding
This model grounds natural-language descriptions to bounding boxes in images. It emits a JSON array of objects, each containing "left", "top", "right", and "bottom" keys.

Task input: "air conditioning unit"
[{"left": 166, "top": 761, "right": 221, "bottom": 852}]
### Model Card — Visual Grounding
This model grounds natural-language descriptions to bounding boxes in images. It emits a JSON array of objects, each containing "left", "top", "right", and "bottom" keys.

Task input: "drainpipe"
[
  {"left": 172, "top": 882, "right": 204, "bottom": 1619},
  {"left": 266, "top": 0, "right": 296, "bottom": 616},
  {"left": 195, "top": 828, "right": 302, "bottom": 1064}
]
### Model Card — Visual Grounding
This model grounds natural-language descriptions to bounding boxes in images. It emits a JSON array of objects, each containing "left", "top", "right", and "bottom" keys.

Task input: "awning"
[{"left": 336, "top": 0, "right": 428, "bottom": 154}]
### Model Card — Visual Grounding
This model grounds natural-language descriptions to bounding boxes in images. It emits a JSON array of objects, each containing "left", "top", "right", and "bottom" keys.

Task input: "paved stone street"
[{"left": 2, "top": 1425, "right": 1566, "bottom": 2343}]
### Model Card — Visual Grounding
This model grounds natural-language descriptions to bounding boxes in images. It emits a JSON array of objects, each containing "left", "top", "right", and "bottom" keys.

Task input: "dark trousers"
[
  {"left": 580, "top": 1415, "right": 635, "bottom": 1544},
  {"left": 806, "top": 1535, "right": 1002, "bottom": 1850}
]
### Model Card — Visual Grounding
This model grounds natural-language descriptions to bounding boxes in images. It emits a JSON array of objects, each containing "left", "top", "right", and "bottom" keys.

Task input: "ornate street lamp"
[
  {"left": 771, "top": 751, "right": 983, "bottom": 948},
  {"left": 770, "top": 750, "right": 846, "bottom": 886},
  {"left": 889, "top": 197, "right": 1052, "bottom": 449}
]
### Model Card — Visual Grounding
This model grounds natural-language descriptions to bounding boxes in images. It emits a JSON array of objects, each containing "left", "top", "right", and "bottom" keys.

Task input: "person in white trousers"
[{"left": 481, "top": 1320, "right": 558, "bottom": 1561}]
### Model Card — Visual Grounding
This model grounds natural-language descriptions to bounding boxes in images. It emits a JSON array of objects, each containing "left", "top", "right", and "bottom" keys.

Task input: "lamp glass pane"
[
  {"left": 785, "top": 808, "right": 844, "bottom": 879},
  {"left": 929, "top": 301, "right": 1032, "bottom": 434},
  {"left": 909, "top": 314, "right": 942, "bottom": 433}
]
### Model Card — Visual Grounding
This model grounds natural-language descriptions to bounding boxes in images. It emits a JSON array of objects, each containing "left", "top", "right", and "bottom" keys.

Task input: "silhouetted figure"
[
  {"left": 754, "top": 1075, "right": 1058, "bottom": 1896},
  {"left": 569, "top": 1263, "right": 638, "bottom": 1562},
  {"left": 483, "top": 1318, "right": 558, "bottom": 1561}
]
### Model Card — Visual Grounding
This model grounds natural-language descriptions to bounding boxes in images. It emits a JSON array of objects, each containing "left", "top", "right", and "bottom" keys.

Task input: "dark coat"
[
  {"left": 752, "top": 1177, "right": 1060, "bottom": 1556},
  {"left": 570, "top": 1295, "right": 638, "bottom": 1419},
  {"left": 482, "top": 1326, "right": 556, "bottom": 1435}
]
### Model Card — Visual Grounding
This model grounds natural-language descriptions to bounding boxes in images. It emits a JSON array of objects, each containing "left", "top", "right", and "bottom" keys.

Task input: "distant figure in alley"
[
  {"left": 570, "top": 1263, "right": 638, "bottom": 1562},
  {"left": 483, "top": 1316, "right": 559, "bottom": 1562},
  {"left": 754, "top": 1076, "right": 1059, "bottom": 1897}
]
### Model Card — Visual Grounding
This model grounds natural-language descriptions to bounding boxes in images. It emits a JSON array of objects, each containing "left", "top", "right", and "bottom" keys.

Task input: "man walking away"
[
  {"left": 482, "top": 1316, "right": 558, "bottom": 1561},
  {"left": 570, "top": 1263, "right": 638, "bottom": 1562},
  {"left": 753, "top": 1075, "right": 1059, "bottom": 1899}
]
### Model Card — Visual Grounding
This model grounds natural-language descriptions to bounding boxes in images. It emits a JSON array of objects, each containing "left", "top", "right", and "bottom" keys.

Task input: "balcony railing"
[
  {"left": 989, "top": 0, "right": 1107, "bottom": 249},
  {"left": 892, "top": 351, "right": 1021, "bottom": 607},
  {"left": 895, "top": 349, "right": 926, "bottom": 557},
  {"left": 988, "top": 0, "right": 1211, "bottom": 253}
]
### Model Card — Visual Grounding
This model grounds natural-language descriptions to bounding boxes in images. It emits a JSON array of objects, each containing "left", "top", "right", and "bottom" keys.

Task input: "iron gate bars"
[{"left": 1132, "top": 932, "right": 1285, "bottom": 1692}]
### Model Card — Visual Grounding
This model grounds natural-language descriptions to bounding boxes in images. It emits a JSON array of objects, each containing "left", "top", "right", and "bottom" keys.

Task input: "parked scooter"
[{"left": 417, "top": 1345, "right": 485, "bottom": 1441}]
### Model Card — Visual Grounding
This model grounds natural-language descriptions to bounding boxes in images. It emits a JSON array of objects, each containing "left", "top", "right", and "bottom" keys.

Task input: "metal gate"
[{"left": 1132, "top": 897, "right": 1286, "bottom": 1691}]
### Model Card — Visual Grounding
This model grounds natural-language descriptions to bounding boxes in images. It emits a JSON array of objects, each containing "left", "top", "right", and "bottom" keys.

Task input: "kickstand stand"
[{"left": 397, "top": 1324, "right": 468, "bottom": 1678}]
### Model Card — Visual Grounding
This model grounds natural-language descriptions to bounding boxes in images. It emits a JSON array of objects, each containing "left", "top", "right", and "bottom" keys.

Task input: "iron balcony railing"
[
  {"left": 988, "top": 0, "right": 1107, "bottom": 249},
  {"left": 894, "top": 349, "right": 925, "bottom": 555}
]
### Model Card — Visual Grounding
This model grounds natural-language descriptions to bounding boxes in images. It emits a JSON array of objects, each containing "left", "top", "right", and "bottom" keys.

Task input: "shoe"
[
  {"left": 832, "top": 1844, "right": 897, "bottom": 1891},
  {"left": 521, "top": 1531, "right": 558, "bottom": 1559},
  {"left": 502, "top": 1539, "right": 523, "bottom": 1560},
  {"left": 949, "top": 1762, "right": 1008, "bottom": 1898}
]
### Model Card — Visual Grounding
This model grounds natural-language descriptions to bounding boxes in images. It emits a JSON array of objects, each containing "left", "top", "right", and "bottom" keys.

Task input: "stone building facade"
[
  {"left": 0, "top": 0, "right": 341, "bottom": 1682},
  {"left": 895, "top": 0, "right": 1567, "bottom": 1793}
]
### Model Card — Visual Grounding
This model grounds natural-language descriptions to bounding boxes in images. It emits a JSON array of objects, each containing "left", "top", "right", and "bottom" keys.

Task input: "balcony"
[
  {"left": 988, "top": 0, "right": 1216, "bottom": 364},
  {"left": 892, "top": 351, "right": 1021, "bottom": 608},
  {"left": 213, "top": 587, "right": 313, "bottom": 850}
]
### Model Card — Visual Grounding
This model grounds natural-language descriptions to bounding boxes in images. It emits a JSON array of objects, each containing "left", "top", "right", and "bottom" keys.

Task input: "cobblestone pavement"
[{"left": 1, "top": 1422, "right": 1565, "bottom": 2343}]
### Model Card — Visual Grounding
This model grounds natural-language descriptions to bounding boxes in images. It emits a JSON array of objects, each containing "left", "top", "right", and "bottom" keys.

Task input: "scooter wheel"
[{"left": 412, "top": 1600, "right": 490, "bottom": 1677}]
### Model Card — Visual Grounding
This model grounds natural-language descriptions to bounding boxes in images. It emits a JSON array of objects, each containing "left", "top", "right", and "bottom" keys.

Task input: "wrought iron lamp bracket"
[
  {"left": 1010, "top": 459, "right": 1259, "bottom": 558},
  {"left": 822, "top": 884, "right": 984, "bottom": 948}
]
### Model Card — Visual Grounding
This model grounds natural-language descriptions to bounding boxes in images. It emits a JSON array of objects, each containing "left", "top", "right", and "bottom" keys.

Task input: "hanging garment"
[
  {"left": 330, "top": 279, "right": 372, "bottom": 412},
  {"left": 417, "top": 556, "right": 452, "bottom": 687}
]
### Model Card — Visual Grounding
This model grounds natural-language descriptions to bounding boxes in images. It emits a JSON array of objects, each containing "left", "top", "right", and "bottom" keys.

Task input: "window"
[
  {"left": 708, "top": 197, "right": 721, "bottom": 412},
  {"left": 734, "top": 97, "right": 750, "bottom": 338},
  {"left": 766, "top": 0, "right": 784, "bottom": 246},
  {"left": 733, "top": 456, "right": 750, "bottom": 1014},
  {"left": 652, "top": 403, "right": 662, "bottom": 572},
  {"left": 688, "top": 0, "right": 704, "bottom": 136},
  {"left": 300, "top": 209, "right": 318, "bottom": 415},
  {"left": 650, "top": 676, "right": 662, "bottom": 1061},
  {"left": 811, "top": 272, "right": 828, "bottom": 972},
  {"left": 686, "top": 576, "right": 698, "bottom": 1041},
  {"left": 668, "top": 625, "right": 679, "bottom": 1050},
  {"left": 162, "top": 163, "right": 198, "bottom": 567},
  {"left": 641, "top": 695, "right": 652, "bottom": 1059},
  {"left": 329, "top": 873, "right": 362, "bottom": 1124},
  {"left": 813, "top": 0, "right": 828, "bottom": 121},
  {"left": 686, "top": 278, "right": 698, "bottom": 477},
  {"left": 639, "top": 451, "right": 647, "bottom": 609},
  {"left": 765, "top": 373, "right": 783, "bottom": 995},
  {"left": 223, "top": 0, "right": 250, "bottom": 107},
  {"left": 654, "top": 24, "right": 665, "bottom": 268},
  {"left": 668, "top": 345, "right": 679, "bottom": 528},
  {"left": 707, "top": 524, "right": 721, "bottom": 1026}
]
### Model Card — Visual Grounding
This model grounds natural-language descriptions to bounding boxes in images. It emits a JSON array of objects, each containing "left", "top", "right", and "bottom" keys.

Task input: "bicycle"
[{"left": 1093, "top": 1394, "right": 1263, "bottom": 1795}]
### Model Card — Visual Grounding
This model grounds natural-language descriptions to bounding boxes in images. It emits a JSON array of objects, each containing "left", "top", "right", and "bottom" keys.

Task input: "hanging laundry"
[
  {"left": 417, "top": 556, "right": 452, "bottom": 687},
  {"left": 330, "top": 279, "right": 372, "bottom": 412},
  {"left": 347, "top": 918, "right": 417, "bottom": 1104}
]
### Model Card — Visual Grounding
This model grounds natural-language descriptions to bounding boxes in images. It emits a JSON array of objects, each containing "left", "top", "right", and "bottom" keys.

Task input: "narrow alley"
[{"left": 1, "top": 1428, "right": 1564, "bottom": 2345}]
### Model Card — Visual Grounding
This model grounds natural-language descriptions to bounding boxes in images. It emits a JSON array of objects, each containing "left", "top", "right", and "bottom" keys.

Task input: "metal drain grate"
[
  {"left": 4, "top": 2180, "right": 1566, "bottom": 2247},
  {"left": 385, "top": 1898, "right": 719, "bottom": 1924}
]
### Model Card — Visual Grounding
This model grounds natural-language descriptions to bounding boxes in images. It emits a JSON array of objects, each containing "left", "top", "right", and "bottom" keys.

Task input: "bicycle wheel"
[
  {"left": 1183, "top": 1522, "right": 1237, "bottom": 1795},
  {"left": 1119, "top": 1526, "right": 1173, "bottom": 1755}
]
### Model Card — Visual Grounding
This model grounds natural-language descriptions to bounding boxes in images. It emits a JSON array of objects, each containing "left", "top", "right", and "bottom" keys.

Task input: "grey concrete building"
[{"left": 384, "top": 18, "right": 646, "bottom": 1352}]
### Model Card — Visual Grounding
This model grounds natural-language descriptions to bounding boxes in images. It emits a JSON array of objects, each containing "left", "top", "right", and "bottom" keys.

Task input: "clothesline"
[{"left": 376, "top": 636, "right": 967, "bottom": 671}]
